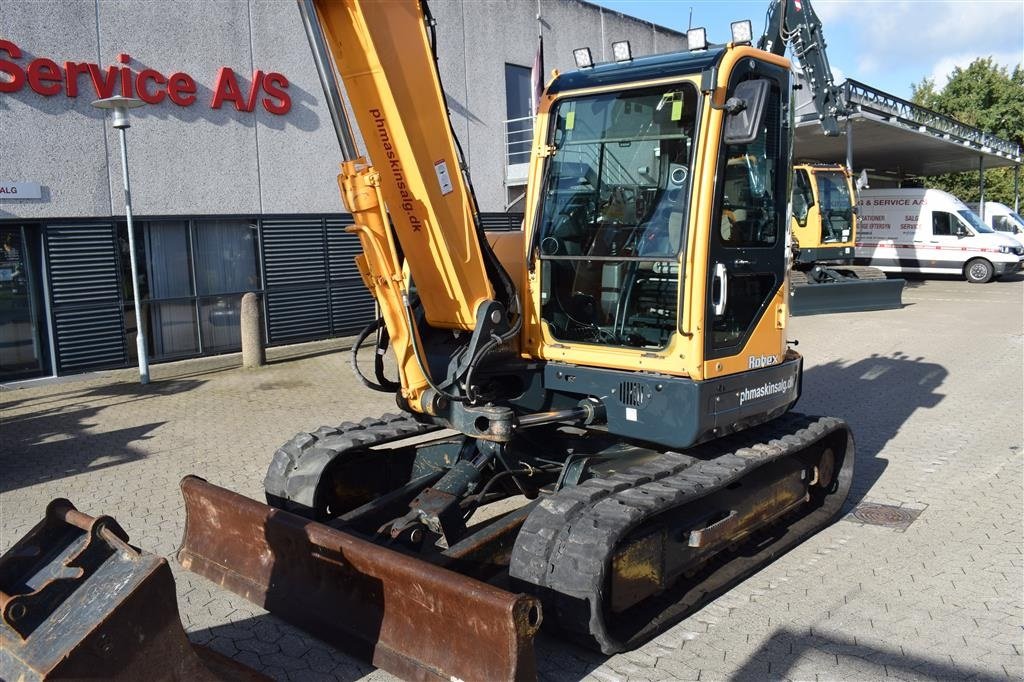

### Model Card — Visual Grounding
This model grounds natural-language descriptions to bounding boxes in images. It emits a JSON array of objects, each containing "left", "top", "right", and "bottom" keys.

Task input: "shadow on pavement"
[
  {"left": 0, "top": 379, "right": 204, "bottom": 494},
  {"left": 731, "top": 627, "right": 1005, "bottom": 681},
  {"left": 799, "top": 352, "right": 946, "bottom": 509},
  {"left": 188, "top": 613, "right": 376, "bottom": 682}
]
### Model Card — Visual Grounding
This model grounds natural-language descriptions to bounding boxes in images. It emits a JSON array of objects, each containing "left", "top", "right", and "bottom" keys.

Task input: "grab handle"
[{"left": 712, "top": 263, "right": 728, "bottom": 317}]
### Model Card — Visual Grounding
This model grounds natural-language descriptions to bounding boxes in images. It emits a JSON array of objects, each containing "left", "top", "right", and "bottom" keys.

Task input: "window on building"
[
  {"left": 505, "top": 64, "right": 533, "bottom": 168},
  {"left": 145, "top": 221, "right": 198, "bottom": 357},
  {"left": 119, "top": 218, "right": 261, "bottom": 360}
]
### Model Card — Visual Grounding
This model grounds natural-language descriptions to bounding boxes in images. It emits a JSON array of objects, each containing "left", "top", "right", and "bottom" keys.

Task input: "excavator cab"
[
  {"left": 525, "top": 47, "right": 793, "bottom": 388},
  {"left": 788, "top": 163, "right": 905, "bottom": 315},
  {"left": 791, "top": 164, "right": 857, "bottom": 261}
]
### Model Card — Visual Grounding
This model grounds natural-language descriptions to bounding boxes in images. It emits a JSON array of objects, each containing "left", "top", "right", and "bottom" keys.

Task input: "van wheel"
[{"left": 964, "top": 258, "right": 994, "bottom": 284}]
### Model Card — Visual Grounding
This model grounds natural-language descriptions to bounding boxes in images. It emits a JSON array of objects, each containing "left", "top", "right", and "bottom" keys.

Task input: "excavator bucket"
[
  {"left": 177, "top": 475, "right": 541, "bottom": 682},
  {"left": 0, "top": 498, "right": 265, "bottom": 681},
  {"left": 789, "top": 278, "right": 905, "bottom": 316}
]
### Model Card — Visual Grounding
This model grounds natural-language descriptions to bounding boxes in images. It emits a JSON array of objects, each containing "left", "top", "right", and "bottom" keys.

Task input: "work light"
[
  {"left": 731, "top": 20, "right": 753, "bottom": 44},
  {"left": 612, "top": 40, "right": 632, "bottom": 62},
  {"left": 573, "top": 47, "right": 593, "bottom": 69},
  {"left": 687, "top": 27, "right": 707, "bottom": 51}
]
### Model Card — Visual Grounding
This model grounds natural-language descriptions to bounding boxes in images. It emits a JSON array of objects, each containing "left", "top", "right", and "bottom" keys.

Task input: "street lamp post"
[{"left": 92, "top": 95, "right": 149, "bottom": 384}]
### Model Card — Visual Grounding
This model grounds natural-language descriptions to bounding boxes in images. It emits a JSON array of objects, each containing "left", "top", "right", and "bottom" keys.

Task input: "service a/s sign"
[{"left": 0, "top": 39, "right": 291, "bottom": 115}]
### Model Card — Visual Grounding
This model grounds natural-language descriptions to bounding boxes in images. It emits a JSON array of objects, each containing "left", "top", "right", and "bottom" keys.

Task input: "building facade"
[{"left": 0, "top": 0, "right": 684, "bottom": 381}]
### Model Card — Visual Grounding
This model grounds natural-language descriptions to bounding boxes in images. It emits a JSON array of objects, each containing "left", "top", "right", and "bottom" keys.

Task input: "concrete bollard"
[{"left": 240, "top": 292, "right": 265, "bottom": 368}]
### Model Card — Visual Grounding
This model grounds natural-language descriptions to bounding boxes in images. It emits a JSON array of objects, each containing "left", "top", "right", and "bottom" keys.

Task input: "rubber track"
[
  {"left": 509, "top": 413, "right": 852, "bottom": 654},
  {"left": 791, "top": 265, "right": 888, "bottom": 285},
  {"left": 264, "top": 412, "right": 443, "bottom": 517},
  {"left": 839, "top": 264, "right": 889, "bottom": 280}
]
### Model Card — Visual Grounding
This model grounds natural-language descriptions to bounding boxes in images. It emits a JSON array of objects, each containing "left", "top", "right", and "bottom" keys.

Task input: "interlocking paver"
[{"left": 1, "top": 278, "right": 1021, "bottom": 681}]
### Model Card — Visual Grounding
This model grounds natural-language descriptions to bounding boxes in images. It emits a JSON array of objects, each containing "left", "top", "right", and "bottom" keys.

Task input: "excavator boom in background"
[
  {"left": 2, "top": 1, "right": 861, "bottom": 680},
  {"left": 758, "top": 0, "right": 905, "bottom": 315}
]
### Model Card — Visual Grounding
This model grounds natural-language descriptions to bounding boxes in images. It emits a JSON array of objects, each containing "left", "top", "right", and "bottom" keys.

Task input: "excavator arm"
[
  {"left": 298, "top": 0, "right": 518, "bottom": 416},
  {"left": 758, "top": 0, "right": 847, "bottom": 136}
]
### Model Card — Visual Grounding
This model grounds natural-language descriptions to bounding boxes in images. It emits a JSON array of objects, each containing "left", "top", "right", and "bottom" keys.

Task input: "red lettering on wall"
[
  {"left": 0, "top": 39, "right": 290, "bottom": 115},
  {"left": 117, "top": 53, "right": 133, "bottom": 97},
  {"left": 211, "top": 67, "right": 243, "bottom": 110},
  {"left": 63, "top": 61, "right": 89, "bottom": 97},
  {"left": 0, "top": 39, "right": 25, "bottom": 93},
  {"left": 262, "top": 72, "right": 291, "bottom": 115},
  {"left": 136, "top": 69, "right": 167, "bottom": 105},
  {"left": 27, "top": 58, "right": 62, "bottom": 96},
  {"left": 87, "top": 63, "right": 118, "bottom": 99},
  {"left": 167, "top": 72, "right": 197, "bottom": 106}
]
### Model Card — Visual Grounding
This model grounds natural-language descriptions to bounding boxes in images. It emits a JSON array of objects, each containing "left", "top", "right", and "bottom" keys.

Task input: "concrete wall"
[{"left": 0, "top": 0, "right": 685, "bottom": 218}]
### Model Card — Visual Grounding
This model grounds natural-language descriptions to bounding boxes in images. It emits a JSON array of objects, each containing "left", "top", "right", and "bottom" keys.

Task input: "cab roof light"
[
  {"left": 573, "top": 47, "right": 594, "bottom": 69},
  {"left": 687, "top": 27, "right": 707, "bottom": 51},
  {"left": 730, "top": 20, "right": 753, "bottom": 45},
  {"left": 611, "top": 40, "right": 632, "bottom": 62}
]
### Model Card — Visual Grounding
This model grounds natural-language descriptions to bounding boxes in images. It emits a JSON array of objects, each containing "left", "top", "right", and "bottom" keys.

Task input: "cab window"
[
  {"left": 993, "top": 216, "right": 1012, "bottom": 232},
  {"left": 718, "top": 120, "right": 781, "bottom": 248},
  {"left": 792, "top": 169, "right": 813, "bottom": 227},
  {"left": 932, "top": 211, "right": 959, "bottom": 237}
]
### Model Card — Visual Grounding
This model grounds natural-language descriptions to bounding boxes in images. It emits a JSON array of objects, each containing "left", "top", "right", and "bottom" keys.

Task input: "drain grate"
[{"left": 846, "top": 502, "right": 923, "bottom": 531}]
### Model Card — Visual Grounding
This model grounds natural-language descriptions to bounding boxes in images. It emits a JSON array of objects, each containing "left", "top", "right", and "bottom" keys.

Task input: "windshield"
[
  {"left": 815, "top": 171, "right": 853, "bottom": 243},
  {"left": 536, "top": 82, "right": 699, "bottom": 349},
  {"left": 958, "top": 210, "right": 994, "bottom": 233}
]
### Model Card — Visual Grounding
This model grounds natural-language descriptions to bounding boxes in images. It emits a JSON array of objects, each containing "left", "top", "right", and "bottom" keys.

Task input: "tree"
[{"left": 911, "top": 58, "right": 1024, "bottom": 207}]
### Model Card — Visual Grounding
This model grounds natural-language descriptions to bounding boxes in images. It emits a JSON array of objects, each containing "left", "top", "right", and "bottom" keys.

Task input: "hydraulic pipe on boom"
[{"left": 759, "top": 0, "right": 847, "bottom": 136}]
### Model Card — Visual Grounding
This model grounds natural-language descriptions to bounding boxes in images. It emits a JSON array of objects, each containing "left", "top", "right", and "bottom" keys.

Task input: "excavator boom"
[{"left": 759, "top": 0, "right": 847, "bottom": 135}]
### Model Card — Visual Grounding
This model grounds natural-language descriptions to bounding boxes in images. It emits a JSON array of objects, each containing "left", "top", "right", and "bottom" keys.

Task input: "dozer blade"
[
  {"left": 0, "top": 499, "right": 266, "bottom": 682},
  {"left": 177, "top": 475, "right": 541, "bottom": 682},
  {"left": 790, "top": 277, "right": 905, "bottom": 316}
]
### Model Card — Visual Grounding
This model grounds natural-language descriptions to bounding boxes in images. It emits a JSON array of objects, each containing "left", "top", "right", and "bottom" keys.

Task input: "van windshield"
[
  {"left": 958, "top": 210, "right": 994, "bottom": 233},
  {"left": 1010, "top": 212, "right": 1024, "bottom": 231}
]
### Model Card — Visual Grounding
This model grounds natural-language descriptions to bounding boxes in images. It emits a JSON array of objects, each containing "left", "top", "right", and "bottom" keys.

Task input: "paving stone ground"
[{"left": 2, "top": 275, "right": 1021, "bottom": 681}]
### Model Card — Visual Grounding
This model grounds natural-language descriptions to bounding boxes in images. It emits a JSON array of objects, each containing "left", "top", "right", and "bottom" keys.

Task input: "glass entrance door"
[{"left": 0, "top": 225, "right": 48, "bottom": 381}]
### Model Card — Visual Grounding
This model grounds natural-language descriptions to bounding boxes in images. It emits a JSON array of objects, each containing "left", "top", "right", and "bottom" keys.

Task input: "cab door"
[
  {"left": 924, "top": 210, "right": 967, "bottom": 273},
  {"left": 704, "top": 65, "right": 789, "bottom": 371}
]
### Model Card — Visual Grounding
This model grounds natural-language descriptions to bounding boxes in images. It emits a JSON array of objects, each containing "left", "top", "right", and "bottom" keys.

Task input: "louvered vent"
[
  {"left": 261, "top": 216, "right": 374, "bottom": 345},
  {"left": 45, "top": 224, "right": 126, "bottom": 373},
  {"left": 262, "top": 218, "right": 329, "bottom": 344},
  {"left": 617, "top": 381, "right": 648, "bottom": 408},
  {"left": 479, "top": 212, "right": 524, "bottom": 231},
  {"left": 262, "top": 218, "right": 326, "bottom": 287},
  {"left": 327, "top": 217, "right": 374, "bottom": 335}
]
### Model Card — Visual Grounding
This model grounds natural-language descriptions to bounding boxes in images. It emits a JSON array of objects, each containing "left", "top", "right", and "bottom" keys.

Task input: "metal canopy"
[{"left": 794, "top": 79, "right": 1022, "bottom": 176}]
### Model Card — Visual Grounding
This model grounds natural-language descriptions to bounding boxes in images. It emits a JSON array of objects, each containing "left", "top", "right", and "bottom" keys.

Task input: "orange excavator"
[{"left": 1, "top": 2, "right": 857, "bottom": 680}]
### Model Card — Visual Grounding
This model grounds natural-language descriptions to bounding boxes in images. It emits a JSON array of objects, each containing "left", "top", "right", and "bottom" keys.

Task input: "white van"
[
  {"left": 967, "top": 201, "right": 1024, "bottom": 247},
  {"left": 855, "top": 188, "right": 1024, "bottom": 283}
]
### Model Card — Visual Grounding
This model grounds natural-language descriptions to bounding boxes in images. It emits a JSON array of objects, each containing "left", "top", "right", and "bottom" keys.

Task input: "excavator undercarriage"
[{"left": 178, "top": 410, "right": 853, "bottom": 674}]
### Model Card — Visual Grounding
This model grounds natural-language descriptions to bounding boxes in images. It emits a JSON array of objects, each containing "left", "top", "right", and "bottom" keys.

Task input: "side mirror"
[
  {"left": 956, "top": 227, "right": 969, "bottom": 238},
  {"left": 723, "top": 79, "right": 770, "bottom": 145},
  {"left": 856, "top": 169, "right": 870, "bottom": 191}
]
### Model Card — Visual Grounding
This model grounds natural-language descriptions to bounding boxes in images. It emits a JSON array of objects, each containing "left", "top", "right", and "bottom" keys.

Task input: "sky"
[{"left": 590, "top": 1, "right": 1024, "bottom": 99}]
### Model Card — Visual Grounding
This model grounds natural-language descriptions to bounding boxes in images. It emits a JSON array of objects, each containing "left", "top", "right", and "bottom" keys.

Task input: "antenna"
[{"left": 687, "top": 7, "right": 693, "bottom": 30}]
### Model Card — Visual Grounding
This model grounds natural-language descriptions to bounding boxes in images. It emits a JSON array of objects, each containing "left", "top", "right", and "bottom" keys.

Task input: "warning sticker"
[{"left": 434, "top": 159, "right": 454, "bottom": 196}]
